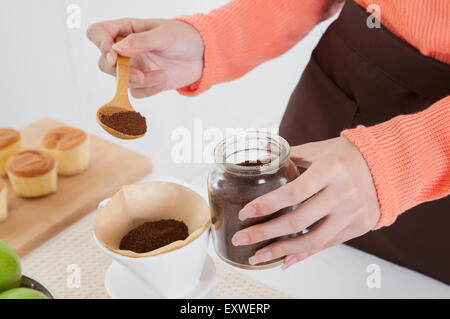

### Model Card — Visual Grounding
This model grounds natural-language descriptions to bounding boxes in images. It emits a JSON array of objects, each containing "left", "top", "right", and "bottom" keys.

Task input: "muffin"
[
  {"left": 0, "top": 179, "right": 7, "bottom": 222},
  {"left": 42, "top": 126, "right": 90, "bottom": 175},
  {"left": 6, "top": 150, "right": 57, "bottom": 198},
  {"left": 0, "top": 129, "right": 21, "bottom": 176}
]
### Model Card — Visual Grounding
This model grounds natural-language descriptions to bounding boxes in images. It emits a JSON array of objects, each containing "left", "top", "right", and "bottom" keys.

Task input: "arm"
[
  {"left": 342, "top": 95, "right": 450, "bottom": 228},
  {"left": 176, "top": 0, "right": 343, "bottom": 96}
]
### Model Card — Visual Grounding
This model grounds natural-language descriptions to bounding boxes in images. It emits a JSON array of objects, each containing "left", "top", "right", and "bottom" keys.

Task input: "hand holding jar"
[{"left": 232, "top": 136, "right": 381, "bottom": 269}]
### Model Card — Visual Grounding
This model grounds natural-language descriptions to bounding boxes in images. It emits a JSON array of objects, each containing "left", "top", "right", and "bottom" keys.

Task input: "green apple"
[
  {"left": 0, "top": 240, "right": 22, "bottom": 292},
  {"left": 0, "top": 287, "right": 48, "bottom": 299}
]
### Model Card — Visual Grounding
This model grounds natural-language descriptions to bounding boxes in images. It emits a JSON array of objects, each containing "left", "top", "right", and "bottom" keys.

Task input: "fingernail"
[
  {"left": 248, "top": 255, "right": 258, "bottom": 265},
  {"left": 249, "top": 250, "right": 272, "bottom": 266},
  {"left": 106, "top": 52, "right": 115, "bottom": 66},
  {"left": 238, "top": 206, "right": 255, "bottom": 221},
  {"left": 256, "top": 250, "right": 273, "bottom": 263},
  {"left": 232, "top": 232, "right": 249, "bottom": 246},
  {"left": 112, "top": 41, "right": 126, "bottom": 53},
  {"left": 282, "top": 255, "right": 297, "bottom": 271}
]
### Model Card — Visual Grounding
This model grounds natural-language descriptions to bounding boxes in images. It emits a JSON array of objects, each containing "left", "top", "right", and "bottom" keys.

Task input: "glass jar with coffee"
[{"left": 207, "top": 131, "right": 299, "bottom": 269}]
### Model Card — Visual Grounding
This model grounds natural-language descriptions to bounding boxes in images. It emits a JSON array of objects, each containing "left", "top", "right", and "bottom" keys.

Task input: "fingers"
[
  {"left": 130, "top": 81, "right": 167, "bottom": 98},
  {"left": 289, "top": 137, "right": 345, "bottom": 168},
  {"left": 87, "top": 19, "right": 130, "bottom": 64},
  {"left": 87, "top": 20, "right": 118, "bottom": 52},
  {"left": 98, "top": 55, "right": 167, "bottom": 93},
  {"left": 232, "top": 187, "right": 335, "bottom": 246},
  {"left": 249, "top": 215, "right": 347, "bottom": 265},
  {"left": 129, "top": 69, "right": 168, "bottom": 98},
  {"left": 283, "top": 224, "right": 355, "bottom": 270},
  {"left": 97, "top": 56, "right": 116, "bottom": 76},
  {"left": 112, "top": 28, "right": 171, "bottom": 58},
  {"left": 98, "top": 56, "right": 145, "bottom": 82},
  {"left": 87, "top": 18, "right": 161, "bottom": 49},
  {"left": 87, "top": 18, "right": 165, "bottom": 66},
  {"left": 100, "top": 38, "right": 117, "bottom": 65},
  {"left": 239, "top": 162, "right": 329, "bottom": 221},
  {"left": 289, "top": 142, "right": 325, "bottom": 168},
  {"left": 128, "top": 69, "right": 167, "bottom": 89}
]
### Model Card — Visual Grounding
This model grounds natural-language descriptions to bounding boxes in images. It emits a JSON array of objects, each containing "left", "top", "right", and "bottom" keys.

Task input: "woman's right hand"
[{"left": 86, "top": 18, "right": 204, "bottom": 98}]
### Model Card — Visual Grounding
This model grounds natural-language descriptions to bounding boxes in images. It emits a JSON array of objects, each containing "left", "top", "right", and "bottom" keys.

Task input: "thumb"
[{"left": 112, "top": 29, "right": 168, "bottom": 57}]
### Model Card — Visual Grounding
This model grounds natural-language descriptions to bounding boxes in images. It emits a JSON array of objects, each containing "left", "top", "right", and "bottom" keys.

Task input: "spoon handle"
[{"left": 114, "top": 36, "right": 131, "bottom": 108}]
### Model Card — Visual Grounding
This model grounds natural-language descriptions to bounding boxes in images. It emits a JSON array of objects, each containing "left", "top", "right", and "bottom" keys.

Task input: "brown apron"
[{"left": 279, "top": 0, "right": 450, "bottom": 284}]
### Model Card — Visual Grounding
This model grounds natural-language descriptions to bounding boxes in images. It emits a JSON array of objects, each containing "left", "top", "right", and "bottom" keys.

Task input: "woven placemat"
[{"left": 21, "top": 212, "right": 288, "bottom": 299}]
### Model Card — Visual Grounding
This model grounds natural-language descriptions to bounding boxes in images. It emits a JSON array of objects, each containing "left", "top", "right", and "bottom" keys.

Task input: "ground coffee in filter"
[
  {"left": 94, "top": 181, "right": 210, "bottom": 258},
  {"left": 119, "top": 219, "right": 189, "bottom": 253}
]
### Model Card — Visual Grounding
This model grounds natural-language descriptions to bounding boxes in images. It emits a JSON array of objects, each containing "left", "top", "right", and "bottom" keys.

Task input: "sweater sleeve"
[
  {"left": 342, "top": 96, "right": 450, "bottom": 229},
  {"left": 175, "top": 0, "right": 343, "bottom": 96}
]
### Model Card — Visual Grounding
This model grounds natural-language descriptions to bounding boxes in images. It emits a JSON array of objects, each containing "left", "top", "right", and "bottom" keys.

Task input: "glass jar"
[{"left": 207, "top": 131, "right": 299, "bottom": 269}]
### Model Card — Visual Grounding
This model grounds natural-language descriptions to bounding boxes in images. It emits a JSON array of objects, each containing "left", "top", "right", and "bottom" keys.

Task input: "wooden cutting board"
[{"left": 0, "top": 118, "right": 152, "bottom": 256}]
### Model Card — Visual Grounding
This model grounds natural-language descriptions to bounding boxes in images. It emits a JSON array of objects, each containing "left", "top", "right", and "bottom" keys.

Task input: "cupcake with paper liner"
[
  {"left": 0, "top": 129, "right": 21, "bottom": 176},
  {"left": 42, "top": 126, "right": 90, "bottom": 176},
  {"left": 6, "top": 150, "right": 57, "bottom": 198},
  {"left": 0, "top": 178, "right": 7, "bottom": 222}
]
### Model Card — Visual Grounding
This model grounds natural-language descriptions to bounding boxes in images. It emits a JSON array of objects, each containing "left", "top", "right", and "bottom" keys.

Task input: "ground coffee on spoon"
[{"left": 100, "top": 111, "right": 147, "bottom": 136}]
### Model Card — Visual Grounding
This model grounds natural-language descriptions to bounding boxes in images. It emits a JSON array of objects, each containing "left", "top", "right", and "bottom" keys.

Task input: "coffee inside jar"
[{"left": 208, "top": 131, "right": 299, "bottom": 269}]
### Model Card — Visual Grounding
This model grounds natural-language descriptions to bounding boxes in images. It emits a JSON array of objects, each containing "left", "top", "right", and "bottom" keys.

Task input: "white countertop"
[
  {"left": 19, "top": 169, "right": 449, "bottom": 299},
  {"left": 144, "top": 170, "right": 450, "bottom": 299}
]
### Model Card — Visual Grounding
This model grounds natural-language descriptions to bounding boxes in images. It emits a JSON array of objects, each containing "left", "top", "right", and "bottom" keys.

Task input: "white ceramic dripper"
[{"left": 93, "top": 181, "right": 211, "bottom": 298}]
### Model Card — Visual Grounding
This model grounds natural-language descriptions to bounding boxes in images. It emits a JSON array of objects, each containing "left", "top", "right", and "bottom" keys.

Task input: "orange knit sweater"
[{"left": 176, "top": 0, "right": 450, "bottom": 229}]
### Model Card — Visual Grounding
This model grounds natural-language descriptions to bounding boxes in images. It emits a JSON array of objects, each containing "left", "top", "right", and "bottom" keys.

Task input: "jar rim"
[{"left": 214, "top": 130, "right": 291, "bottom": 175}]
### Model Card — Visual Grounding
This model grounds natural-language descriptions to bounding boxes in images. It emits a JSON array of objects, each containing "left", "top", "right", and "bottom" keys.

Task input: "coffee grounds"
[
  {"left": 119, "top": 219, "right": 189, "bottom": 253},
  {"left": 237, "top": 159, "right": 265, "bottom": 166},
  {"left": 100, "top": 111, "right": 147, "bottom": 136}
]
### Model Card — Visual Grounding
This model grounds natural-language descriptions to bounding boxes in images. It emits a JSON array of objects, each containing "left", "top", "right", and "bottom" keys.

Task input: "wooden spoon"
[{"left": 96, "top": 36, "right": 146, "bottom": 140}]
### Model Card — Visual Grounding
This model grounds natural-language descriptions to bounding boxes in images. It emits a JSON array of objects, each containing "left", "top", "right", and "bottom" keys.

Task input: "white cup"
[{"left": 94, "top": 198, "right": 210, "bottom": 298}]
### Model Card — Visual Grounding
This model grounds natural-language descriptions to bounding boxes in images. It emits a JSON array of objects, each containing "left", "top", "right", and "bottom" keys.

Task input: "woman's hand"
[
  {"left": 87, "top": 18, "right": 204, "bottom": 98},
  {"left": 232, "top": 137, "right": 380, "bottom": 269}
]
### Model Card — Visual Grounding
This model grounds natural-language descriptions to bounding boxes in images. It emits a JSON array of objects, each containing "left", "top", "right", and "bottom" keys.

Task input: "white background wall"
[{"left": 0, "top": 0, "right": 336, "bottom": 181}]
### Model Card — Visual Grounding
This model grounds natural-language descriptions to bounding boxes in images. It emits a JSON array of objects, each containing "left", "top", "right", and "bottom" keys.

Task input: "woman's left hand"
[{"left": 232, "top": 136, "right": 381, "bottom": 269}]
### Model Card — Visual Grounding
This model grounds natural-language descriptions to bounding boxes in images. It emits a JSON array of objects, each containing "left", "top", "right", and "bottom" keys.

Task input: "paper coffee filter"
[{"left": 94, "top": 181, "right": 211, "bottom": 257}]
